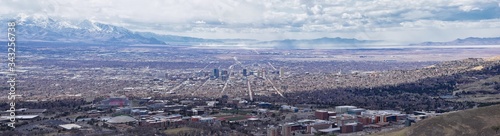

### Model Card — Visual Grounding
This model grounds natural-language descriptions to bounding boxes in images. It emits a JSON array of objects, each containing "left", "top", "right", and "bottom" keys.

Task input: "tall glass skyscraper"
[{"left": 213, "top": 68, "right": 219, "bottom": 78}]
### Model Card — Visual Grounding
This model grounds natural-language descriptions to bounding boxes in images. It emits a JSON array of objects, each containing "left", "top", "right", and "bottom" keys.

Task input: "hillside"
[
  {"left": 451, "top": 56, "right": 500, "bottom": 103},
  {"left": 377, "top": 104, "right": 500, "bottom": 136},
  {"left": 260, "top": 57, "right": 500, "bottom": 113},
  {"left": 452, "top": 75, "right": 500, "bottom": 103}
]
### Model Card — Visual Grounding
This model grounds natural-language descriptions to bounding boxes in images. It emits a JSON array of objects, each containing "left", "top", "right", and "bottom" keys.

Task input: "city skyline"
[{"left": 1, "top": 1, "right": 500, "bottom": 135}]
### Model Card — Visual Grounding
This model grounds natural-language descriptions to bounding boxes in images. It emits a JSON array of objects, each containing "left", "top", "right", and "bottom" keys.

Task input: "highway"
[
  {"left": 264, "top": 76, "right": 284, "bottom": 97},
  {"left": 168, "top": 80, "right": 188, "bottom": 94},
  {"left": 247, "top": 79, "right": 253, "bottom": 101},
  {"left": 267, "top": 62, "right": 277, "bottom": 70}
]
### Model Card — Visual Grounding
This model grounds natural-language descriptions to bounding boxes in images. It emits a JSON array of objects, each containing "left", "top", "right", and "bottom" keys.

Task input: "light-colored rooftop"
[
  {"left": 319, "top": 127, "right": 340, "bottom": 133},
  {"left": 107, "top": 115, "right": 137, "bottom": 124},
  {"left": 0, "top": 115, "right": 39, "bottom": 119},
  {"left": 59, "top": 124, "right": 82, "bottom": 130}
]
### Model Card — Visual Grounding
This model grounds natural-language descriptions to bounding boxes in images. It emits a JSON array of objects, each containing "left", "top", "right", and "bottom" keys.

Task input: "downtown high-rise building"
[
  {"left": 213, "top": 68, "right": 220, "bottom": 78},
  {"left": 221, "top": 70, "right": 228, "bottom": 76},
  {"left": 279, "top": 67, "right": 284, "bottom": 78},
  {"left": 243, "top": 69, "right": 248, "bottom": 76},
  {"left": 221, "top": 70, "right": 228, "bottom": 80}
]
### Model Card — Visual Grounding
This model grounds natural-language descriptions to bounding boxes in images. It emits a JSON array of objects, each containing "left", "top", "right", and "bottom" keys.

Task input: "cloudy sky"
[{"left": 1, "top": 0, "right": 500, "bottom": 44}]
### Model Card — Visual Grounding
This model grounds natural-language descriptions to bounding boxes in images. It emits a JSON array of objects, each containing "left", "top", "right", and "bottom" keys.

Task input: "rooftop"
[
  {"left": 0, "top": 115, "right": 39, "bottom": 120},
  {"left": 59, "top": 124, "right": 82, "bottom": 130},
  {"left": 319, "top": 127, "right": 340, "bottom": 133},
  {"left": 107, "top": 116, "right": 137, "bottom": 124}
]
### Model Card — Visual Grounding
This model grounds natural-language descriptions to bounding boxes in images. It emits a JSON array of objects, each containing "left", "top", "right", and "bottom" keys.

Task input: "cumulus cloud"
[{"left": 1, "top": 0, "right": 499, "bottom": 43}]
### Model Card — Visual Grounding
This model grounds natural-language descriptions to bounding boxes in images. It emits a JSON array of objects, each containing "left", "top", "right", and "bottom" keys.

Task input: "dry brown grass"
[
  {"left": 485, "top": 56, "right": 500, "bottom": 61},
  {"left": 452, "top": 75, "right": 500, "bottom": 103},
  {"left": 379, "top": 104, "right": 500, "bottom": 136},
  {"left": 371, "top": 128, "right": 409, "bottom": 136},
  {"left": 470, "top": 65, "right": 485, "bottom": 70},
  {"left": 163, "top": 127, "right": 199, "bottom": 135}
]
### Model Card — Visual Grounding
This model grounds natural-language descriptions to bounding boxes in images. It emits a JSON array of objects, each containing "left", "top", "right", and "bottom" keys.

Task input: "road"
[
  {"left": 233, "top": 56, "right": 242, "bottom": 65},
  {"left": 221, "top": 64, "right": 235, "bottom": 94},
  {"left": 252, "top": 49, "right": 260, "bottom": 55},
  {"left": 196, "top": 78, "right": 211, "bottom": 93},
  {"left": 200, "top": 63, "right": 212, "bottom": 72},
  {"left": 247, "top": 79, "right": 253, "bottom": 101},
  {"left": 264, "top": 76, "right": 284, "bottom": 97},
  {"left": 268, "top": 62, "right": 277, "bottom": 71},
  {"left": 168, "top": 80, "right": 187, "bottom": 93}
]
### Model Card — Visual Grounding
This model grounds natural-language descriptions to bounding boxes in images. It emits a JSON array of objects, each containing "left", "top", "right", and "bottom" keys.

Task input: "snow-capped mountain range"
[
  {"left": 0, "top": 14, "right": 382, "bottom": 47},
  {"left": 1, "top": 14, "right": 163, "bottom": 45},
  {"left": 2, "top": 14, "right": 498, "bottom": 48}
]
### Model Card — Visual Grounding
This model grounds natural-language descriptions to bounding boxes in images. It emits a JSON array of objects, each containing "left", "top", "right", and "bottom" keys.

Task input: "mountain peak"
[
  {"left": 2, "top": 15, "right": 164, "bottom": 45},
  {"left": 78, "top": 19, "right": 103, "bottom": 31},
  {"left": 15, "top": 13, "right": 55, "bottom": 27}
]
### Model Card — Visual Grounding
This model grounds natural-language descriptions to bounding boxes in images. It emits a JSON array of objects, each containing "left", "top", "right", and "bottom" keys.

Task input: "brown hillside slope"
[
  {"left": 485, "top": 55, "right": 500, "bottom": 61},
  {"left": 380, "top": 104, "right": 500, "bottom": 136}
]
